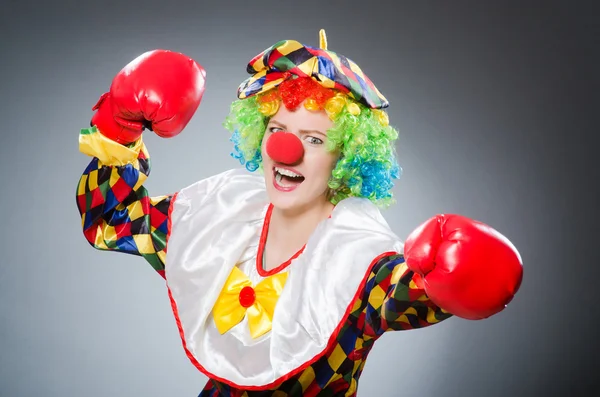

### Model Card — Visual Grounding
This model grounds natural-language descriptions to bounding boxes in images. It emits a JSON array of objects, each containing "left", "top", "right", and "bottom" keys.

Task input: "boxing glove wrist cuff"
[{"left": 79, "top": 126, "right": 144, "bottom": 166}]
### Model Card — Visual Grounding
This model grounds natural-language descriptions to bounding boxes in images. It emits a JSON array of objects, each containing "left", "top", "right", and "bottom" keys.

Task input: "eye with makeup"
[
  {"left": 268, "top": 126, "right": 284, "bottom": 133},
  {"left": 304, "top": 136, "right": 324, "bottom": 145}
]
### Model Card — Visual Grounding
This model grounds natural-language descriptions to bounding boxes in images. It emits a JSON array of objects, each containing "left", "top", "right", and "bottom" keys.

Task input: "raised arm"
[
  {"left": 362, "top": 215, "right": 523, "bottom": 336},
  {"left": 77, "top": 129, "right": 174, "bottom": 276},
  {"left": 403, "top": 214, "right": 523, "bottom": 320},
  {"left": 76, "top": 50, "right": 205, "bottom": 277},
  {"left": 360, "top": 253, "right": 451, "bottom": 336}
]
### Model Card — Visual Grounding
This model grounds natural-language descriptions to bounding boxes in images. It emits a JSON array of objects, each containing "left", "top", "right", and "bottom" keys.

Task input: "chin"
[{"left": 266, "top": 186, "right": 305, "bottom": 210}]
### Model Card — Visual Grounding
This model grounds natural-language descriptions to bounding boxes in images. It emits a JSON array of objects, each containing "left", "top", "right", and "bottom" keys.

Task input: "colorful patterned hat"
[{"left": 237, "top": 30, "right": 389, "bottom": 109}]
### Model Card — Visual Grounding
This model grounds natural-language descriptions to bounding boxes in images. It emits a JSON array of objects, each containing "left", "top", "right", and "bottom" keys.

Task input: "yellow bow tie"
[{"left": 212, "top": 267, "right": 288, "bottom": 339}]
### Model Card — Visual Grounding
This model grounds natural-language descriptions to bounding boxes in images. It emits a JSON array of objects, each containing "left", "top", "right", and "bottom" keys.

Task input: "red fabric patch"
[
  {"left": 89, "top": 188, "right": 105, "bottom": 208},
  {"left": 111, "top": 178, "right": 132, "bottom": 202},
  {"left": 333, "top": 81, "right": 350, "bottom": 95},
  {"left": 83, "top": 225, "right": 98, "bottom": 244},
  {"left": 113, "top": 222, "right": 131, "bottom": 239},
  {"left": 377, "top": 274, "right": 392, "bottom": 292},
  {"left": 149, "top": 205, "right": 168, "bottom": 229},
  {"left": 270, "top": 49, "right": 284, "bottom": 63},
  {"left": 329, "top": 377, "right": 350, "bottom": 393},
  {"left": 348, "top": 347, "right": 367, "bottom": 361},
  {"left": 340, "top": 64, "right": 354, "bottom": 80},
  {"left": 363, "top": 321, "right": 376, "bottom": 337},
  {"left": 303, "top": 381, "right": 323, "bottom": 397},
  {"left": 77, "top": 193, "right": 87, "bottom": 212}
]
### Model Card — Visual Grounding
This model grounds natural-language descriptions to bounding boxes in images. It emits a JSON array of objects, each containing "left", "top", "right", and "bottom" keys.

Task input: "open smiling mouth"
[{"left": 273, "top": 166, "right": 305, "bottom": 190}]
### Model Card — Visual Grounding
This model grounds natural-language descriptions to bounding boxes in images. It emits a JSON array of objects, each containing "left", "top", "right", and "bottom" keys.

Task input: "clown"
[{"left": 76, "top": 30, "right": 523, "bottom": 396}]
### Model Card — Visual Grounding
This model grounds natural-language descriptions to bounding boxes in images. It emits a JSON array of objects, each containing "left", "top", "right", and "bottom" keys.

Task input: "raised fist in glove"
[
  {"left": 91, "top": 49, "right": 206, "bottom": 144},
  {"left": 404, "top": 214, "right": 523, "bottom": 320}
]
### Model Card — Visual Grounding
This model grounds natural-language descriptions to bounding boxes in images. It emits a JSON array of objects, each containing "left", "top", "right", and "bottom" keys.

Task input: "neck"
[
  {"left": 264, "top": 199, "right": 334, "bottom": 269},
  {"left": 271, "top": 200, "right": 334, "bottom": 234}
]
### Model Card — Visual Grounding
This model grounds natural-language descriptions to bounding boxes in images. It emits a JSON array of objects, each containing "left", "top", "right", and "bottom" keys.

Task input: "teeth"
[
  {"left": 275, "top": 172, "right": 283, "bottom": 183},
  {"left": 275, "top": 167, "right": 302, "bottom": 178}
]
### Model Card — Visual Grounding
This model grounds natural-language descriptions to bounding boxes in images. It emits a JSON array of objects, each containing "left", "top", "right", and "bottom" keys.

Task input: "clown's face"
[{"left": 261, "top": 102, "right": 339, "bottom": 214}]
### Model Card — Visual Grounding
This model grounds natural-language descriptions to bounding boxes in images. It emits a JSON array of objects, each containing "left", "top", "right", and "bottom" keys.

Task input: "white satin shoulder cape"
[{"left": 165, "top": 168, "right": 403, "bottom": 388}]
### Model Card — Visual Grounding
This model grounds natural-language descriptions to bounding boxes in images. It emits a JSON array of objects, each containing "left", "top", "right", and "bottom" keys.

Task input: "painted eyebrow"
[
  {"left": 268, "top": 119, "right": 287, "bottom": 129},
  {"left": 269, "top": 119, "right": 326, "bottom": 138},
  {"left": 299, "top": 129, "right": 327, "bottom": 138}
]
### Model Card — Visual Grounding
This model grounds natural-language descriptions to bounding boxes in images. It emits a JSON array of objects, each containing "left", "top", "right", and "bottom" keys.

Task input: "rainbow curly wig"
[{"left": 223, "top": 76, "right": 400, "bottom": 207}]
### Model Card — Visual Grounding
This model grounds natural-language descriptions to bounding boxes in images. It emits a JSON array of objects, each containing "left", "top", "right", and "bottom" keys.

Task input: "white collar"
[{"left": 165, "top": 168, "right": 402, "bottom": 389}]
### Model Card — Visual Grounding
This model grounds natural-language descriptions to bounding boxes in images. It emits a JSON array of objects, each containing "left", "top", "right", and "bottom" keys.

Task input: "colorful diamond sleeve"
[
  {"left": 363, "top": 254, "right": 452, "bottom": 335},
  {"left": 76, "top": 127, "right": 172, "bottom": 277}
]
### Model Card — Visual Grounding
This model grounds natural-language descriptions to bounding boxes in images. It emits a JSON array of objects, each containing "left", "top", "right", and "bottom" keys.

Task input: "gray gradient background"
[{"left": 0, "top": 0, "right": 597, "bottom": 396}]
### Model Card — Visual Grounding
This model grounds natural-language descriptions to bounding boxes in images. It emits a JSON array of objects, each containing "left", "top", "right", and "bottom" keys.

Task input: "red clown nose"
[{"left": 266, "top": 131, "right": 304, "bottom": 165}]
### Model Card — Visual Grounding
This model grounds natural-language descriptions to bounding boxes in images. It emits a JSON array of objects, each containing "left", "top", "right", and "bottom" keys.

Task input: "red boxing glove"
[
  {"left": 404, "top": 214, "right": 523, "bottom": 320},
  {"left": 91, "top": 49, "right": 206, "bottom": 144}
]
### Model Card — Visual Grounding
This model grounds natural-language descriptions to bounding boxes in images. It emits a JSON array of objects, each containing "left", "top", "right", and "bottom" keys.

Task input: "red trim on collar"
[
  {"left": 166, "top": 250, "right": 399, "bottom": 391},
  {"left": 255, "top": 203, "right": 306, "bottom": 277}
]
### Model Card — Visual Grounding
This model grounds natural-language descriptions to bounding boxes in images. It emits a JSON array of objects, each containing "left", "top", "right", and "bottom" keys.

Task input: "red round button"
[{"left": 239, "top": 286, "right": 256, "bottom": 308}]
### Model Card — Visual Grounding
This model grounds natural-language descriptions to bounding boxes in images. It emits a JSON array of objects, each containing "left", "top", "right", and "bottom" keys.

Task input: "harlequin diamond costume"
[{"left": 76, "top": 31, "right": 523, "bottom": 396}]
